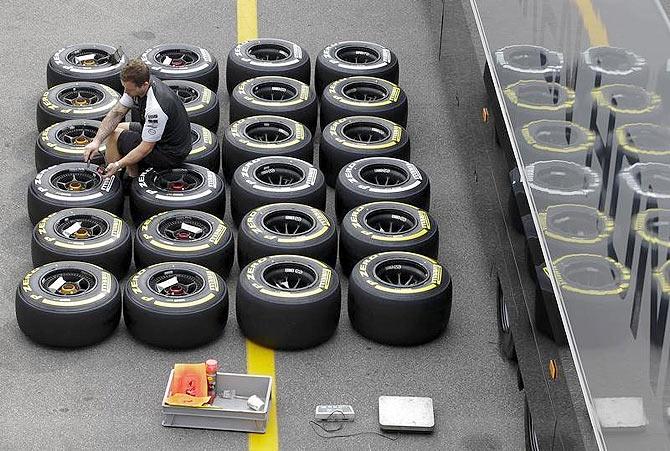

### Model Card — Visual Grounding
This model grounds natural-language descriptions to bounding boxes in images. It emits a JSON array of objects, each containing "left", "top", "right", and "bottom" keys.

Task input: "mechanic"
[{"left": 83, "top": 58, "right": 191, "bottom": 179}]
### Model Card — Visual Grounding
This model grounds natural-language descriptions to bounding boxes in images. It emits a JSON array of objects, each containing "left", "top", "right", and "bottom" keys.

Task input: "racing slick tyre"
[
  {"left": 496, "top": 275, "right": 517, "bottom": 361},
  {"left": 315, "top": 41, "right": 399, "bottom": 95},
  {"left": 320, "top": 76, "right": 408, "bottom": 129},
  {"left": 36, "top": 81, "right": 120, "bottom": 132},
  {"left": 223, "top": 115, "right": 313, "bottom": 181},
  {"left": 334, "top": 157, "right": 430, "bottom": 222},
  {"left": 320, "top": 116, "right": 410, "bottom": 186},
  {"left": 141, "top": 43, "right": 219, "bottom": 91},
  {"left": 27, "top": 162, "right": 123, "bottom": 225},
  {"left": 186, "top": 123, "right": 220, "bottom": 173},
  {"left": 134, "top": 210, "right": 234, "bottom": 278},
  {"left": 123, "top": 262, "right": 228, "bottom": 349},
  {"left": 32, "top": 208, "right": 132, "bottom": 279},
  {"left": 226, "top": 38, "right": 311, "bottom": 93},
  {"left": 16, "top": 261, "right": 121, "bottom": 347},
  {"left": 237, "top": 203, "right": 337, "bottom": 269},
  {"left": 230, "top": 156, "right": 326, "bottom": 225},
  {"left": 340, "top": 202, "right": 438, "bottom": 275},
  {"left": 35, "top": 119, "right": 106, "bottom": 171},
  {"left": 230, "top": 76, "right": 318, "bottom": 133},
  {"left": 236, "top": 255, "right": 341, "bottom": 350},
  {"left": 159, "top": 80, "right": 219, "bottom": 132},
  {"left": 524, "top": 395, "right": 540, "bottom": 451},
  {"left": 129, "top": 163, "right": 225, "bottom": 224},
  {"left": 348, "top": 252, "right": 452, "bottom": 346},
  {"left": 47, "top": 43, "right": 126, "bottom": 93}
]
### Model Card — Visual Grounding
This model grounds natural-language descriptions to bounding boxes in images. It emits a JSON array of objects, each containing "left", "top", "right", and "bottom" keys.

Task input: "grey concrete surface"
[{"left": 0, "top": 0, "right": 524, "bottom": 449}]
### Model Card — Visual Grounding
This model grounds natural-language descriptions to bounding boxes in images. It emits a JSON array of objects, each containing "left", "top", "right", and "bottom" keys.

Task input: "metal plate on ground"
[{"left": 378, "top": 396, "right": 434, "bottom": 432}]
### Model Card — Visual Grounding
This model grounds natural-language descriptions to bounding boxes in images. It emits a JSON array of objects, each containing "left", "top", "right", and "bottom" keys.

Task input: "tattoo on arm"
[{"left": 95, "top": 102, "right": 129, "bottom": 143}]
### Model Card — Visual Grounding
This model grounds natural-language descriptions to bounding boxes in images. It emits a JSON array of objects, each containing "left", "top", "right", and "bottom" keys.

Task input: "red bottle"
[{"left": 206, "top": 359, "right": 218, "bottom": 402}]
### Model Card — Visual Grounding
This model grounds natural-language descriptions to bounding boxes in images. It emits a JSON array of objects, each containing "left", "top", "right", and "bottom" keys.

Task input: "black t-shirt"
[{"left": 119, "top": 77, "right": 191, "bottom": 158}]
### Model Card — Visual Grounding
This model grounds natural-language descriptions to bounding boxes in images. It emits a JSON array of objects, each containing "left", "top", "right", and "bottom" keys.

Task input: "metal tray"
[{"left": 161, "top": 370, "right": 272, "bottom": 433}]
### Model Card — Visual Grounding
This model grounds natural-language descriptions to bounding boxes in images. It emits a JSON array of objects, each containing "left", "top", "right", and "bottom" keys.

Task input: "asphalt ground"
[{"left": 0, "top": 0, "right": 525, "bottom": 448}]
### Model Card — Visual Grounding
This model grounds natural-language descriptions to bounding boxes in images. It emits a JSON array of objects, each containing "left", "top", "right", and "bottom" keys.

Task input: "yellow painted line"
[
  {"left": 247, "top": 341, "right": 278, "bottom": 451},
  {"left": 236, "top": 5, "right": 277, "bottom": 450},
  {"left": 572, "top": 0, "right": 609, "bottom": 45},
  {"left": 237, "top": 0, "right": 258, "bottom": 43}
]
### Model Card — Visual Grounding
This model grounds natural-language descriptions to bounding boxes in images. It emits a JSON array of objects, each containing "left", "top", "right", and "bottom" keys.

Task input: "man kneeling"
[{"left": 83, "top": 58, "right": 191, "bottom": 178}]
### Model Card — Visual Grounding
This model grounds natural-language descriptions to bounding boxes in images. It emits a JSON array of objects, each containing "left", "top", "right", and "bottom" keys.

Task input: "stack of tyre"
[
  {"left": 23, "top": 43, "right": 230, "bottom": 349},
  {"left": 18, "top": 39, "right": 453, "bottom": 351},
  {"left": 225, "top": 38, "right": 452, "bottom": 349}
]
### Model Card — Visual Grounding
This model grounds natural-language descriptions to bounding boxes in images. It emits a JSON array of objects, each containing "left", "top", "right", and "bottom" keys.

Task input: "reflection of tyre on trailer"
[{"left": 480, "top": 41, "right": 670, "bottom": 448}]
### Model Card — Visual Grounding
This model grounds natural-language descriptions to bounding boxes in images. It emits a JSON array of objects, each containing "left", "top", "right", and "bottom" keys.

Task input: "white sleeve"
[
  {"left": 142, "top": 89, "right": 168, "bottom": 142},
  {"left": 119, "top": 93, "right": 134, "bottom": 108}
]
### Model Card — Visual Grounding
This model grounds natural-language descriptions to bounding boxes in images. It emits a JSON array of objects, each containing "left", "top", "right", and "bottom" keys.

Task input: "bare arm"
[
  {"left": 93, "top": 102, "right": 130, "bottom": 145},
  {"left": 118, "top": 140, "right": 155, "bottom": 168},
  {"left": 103, "top": 140, "right": 155, "bottom": 177}
]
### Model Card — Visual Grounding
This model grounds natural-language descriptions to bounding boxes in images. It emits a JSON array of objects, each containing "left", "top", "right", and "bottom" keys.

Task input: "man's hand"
[
  {"left": 83, "top": 141, "right": 101, "bottom": 163},
  {"left": 103, "top": 161, "right": 122, "bottom": 178}
]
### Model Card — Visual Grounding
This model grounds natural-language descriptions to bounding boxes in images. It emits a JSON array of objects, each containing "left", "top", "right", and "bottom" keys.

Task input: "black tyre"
[
  {"left": 130, "top": 163, "right": 225, "bottom": 224},
  {"left": 340, "top": 202, "right": 438, "bottom": 275},
  {"left": 47, "top": 43, "right": 126, "bottom": 93},
  {"left": 496, "top": 275, "right": 517, "bottom": 361},
  {"left": 226, "top": 38, "right": 311, "bottom": 93},
  {"left": 123, "top": 262, "right": 228, "bottom": 349},
  {"left": 135, "top": 210, "right": 234, "bottom": 278},
  {"left": 36, "top": 82, "right": 120, "bottom": 132},
  {"left": 315, "top": 41, "right": 399, "bottom": 95},
  {"left": 335, "top": 157, "right": 430, "bottom": 222},
  {"left": 320, "top": 116, "right": 409, "bottom": 187},
  {"left": 187, "top": 123, "right": 220, "bottom": 173},
  {"left": 230, "top": 156, "right": 326, "bottom": 225},
  {"left": 236, "top": 255, "right": 340, "bottom": 350},
  {"left": 141, "top": 43, "right": 219, "bottom": 91},
  {"left": 348, "top": 252, "right": 452, "bottom": 346},
  {"left": 320, "top": 76, "right": 408, "bottom": 128},
  {"left": 35, "top": 119, "right": 105, "bottom": 171},
  {"left": 27, "top": 162, "right": 123, "bottom": 225},
  {"left": 165, "top": 80, "right": 219, "bottom": 132},
  {"left": 16, "top": 261, "right": 121, "bottom": 347},
  {"left": 238, "top": 203, "right": 337, "bottom": 269},
  {"left": 230, "top": 76, "right": 318, "bottom": 133},
  {"left": 524, "top": 395, "right": 540, "bottom": 451},
  {"left": 223, "top": 115, "right": 313, "bottom": 181},
  {"left": 32, "top": 208, "right": 131, "bottom": 279}
]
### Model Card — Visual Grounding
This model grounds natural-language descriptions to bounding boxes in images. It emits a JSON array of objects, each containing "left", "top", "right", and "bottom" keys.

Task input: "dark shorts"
[{"left": 117, "top": 122, "right": 186, "bottom": 170}]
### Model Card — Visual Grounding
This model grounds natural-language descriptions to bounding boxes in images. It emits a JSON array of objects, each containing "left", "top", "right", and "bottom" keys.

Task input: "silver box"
[
  {"left": 161, "top": 371, "right": 272, "bottom": 433},
  {"left": 378, "top": 396, "right": 435, "bottom": 432}
]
